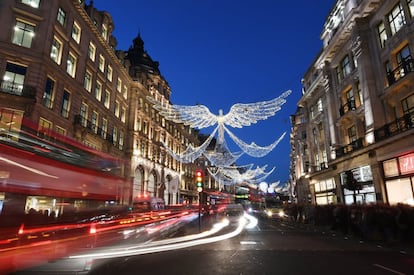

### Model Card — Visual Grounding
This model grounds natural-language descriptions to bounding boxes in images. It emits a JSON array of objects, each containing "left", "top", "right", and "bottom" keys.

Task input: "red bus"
[{"left": 0, "top": 115, "right": 128, "bottom": 228}]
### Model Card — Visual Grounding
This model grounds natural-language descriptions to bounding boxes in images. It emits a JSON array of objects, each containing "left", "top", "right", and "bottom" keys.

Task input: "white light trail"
[
  {"left": 0, "top": 156, "right": 58, "bottom": 178},
  {"left": 70, "top": 218, "right": 247, "bottom": 260}
]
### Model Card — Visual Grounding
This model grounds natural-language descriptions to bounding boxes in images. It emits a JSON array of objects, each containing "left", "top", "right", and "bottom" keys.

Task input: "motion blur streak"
[
  {"left": 0, "top": 156, "right": 58, "bottom": 178},
  {"left": 243, "top": 212, "right": 258, "bottom": 229},
  {"left": 69, "top": 217, "right": 246, "bottom": 260}
]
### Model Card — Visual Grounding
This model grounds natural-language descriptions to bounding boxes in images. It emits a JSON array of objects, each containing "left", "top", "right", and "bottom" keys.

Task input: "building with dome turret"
[{"left": 0, "top": 0, "right": 204, "bottom": 218}]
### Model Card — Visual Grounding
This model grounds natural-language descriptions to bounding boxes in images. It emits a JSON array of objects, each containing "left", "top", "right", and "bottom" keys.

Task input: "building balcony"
[
  {"left": 339, "top": 99, "right": 356, "bottom": 116},
  {"left": 74, "top": 114, "right": 114, "bottom": 143},
  {"left": 387, "top": 58, "right": 414, "bottom": 86},
  {"left": 374, "top": 111, "right": 414, "bottom": 142},
  {"left": 0, "top": 80, "right": 36, "bottom": 99},
  {"left": 310, "top": 162, "right": 329, "bottom": 173},
  {"left": 335, "top": 137, "right": 364, "bottom": 158}
]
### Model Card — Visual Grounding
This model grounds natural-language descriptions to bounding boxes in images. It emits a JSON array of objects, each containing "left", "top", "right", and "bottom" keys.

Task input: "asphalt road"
[
  {"left": 88, "top": 215, "right": 414, "bottom": 275},
  {"left": 12, "top": 214, "right": 414, "bottom": 275}
]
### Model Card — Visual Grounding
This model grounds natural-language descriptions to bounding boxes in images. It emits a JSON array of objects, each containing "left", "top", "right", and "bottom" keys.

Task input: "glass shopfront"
[
  {"left": 383, "top": 152, "right": 414, "bottom": 205},
  {"left": 314, "top": 178, "right": 337, "bottom": 205},
  {"left": 341, "top": 165, "right": 376, "bottom": 204}
]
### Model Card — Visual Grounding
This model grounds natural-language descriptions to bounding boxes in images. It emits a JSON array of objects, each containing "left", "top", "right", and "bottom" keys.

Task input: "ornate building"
[
  {"left": 290, "top": 0, "right": 414, "bottom": 205},
  {"left": 124, "top": 34, "right": 201, "bottom": 204},
  {"left": 0, "top": 0, "right": 205, "bottom": 211}
]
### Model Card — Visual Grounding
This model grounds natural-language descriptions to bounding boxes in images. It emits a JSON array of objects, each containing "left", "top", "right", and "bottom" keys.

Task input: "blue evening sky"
[{"left": 94, "top": 1, "right": 336, "bottom": 186}]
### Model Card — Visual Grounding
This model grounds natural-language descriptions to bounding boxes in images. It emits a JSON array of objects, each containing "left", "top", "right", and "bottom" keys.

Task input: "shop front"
[
  {"left": 340, "top": 165, "right": 376, "bottom": 204},
  {"left": 313, "top": 177, "right": 337, "bottom": 205},
  {"left": 382, "top": 152, "right": 414, "bottom": 205}
]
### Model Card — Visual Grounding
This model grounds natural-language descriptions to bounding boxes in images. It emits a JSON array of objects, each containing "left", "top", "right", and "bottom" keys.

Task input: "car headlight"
[
  {"left": 278, "top": 210, "right": 285, "bottom": 217},
  {"left": 266, "top": 210, "right": 273, "bottom": 217}
]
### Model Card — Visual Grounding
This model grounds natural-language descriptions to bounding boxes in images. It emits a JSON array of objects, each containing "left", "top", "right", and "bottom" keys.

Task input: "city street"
[{"left": 14, "top": 213, "right": 414, "bottom": 275}]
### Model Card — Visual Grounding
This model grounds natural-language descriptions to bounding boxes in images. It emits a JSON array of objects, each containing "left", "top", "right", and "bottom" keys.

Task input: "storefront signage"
[
  {"left": 399, "top": 153, "right": 414, "bottom": 175},
  {"left": 383, "top": 159, "right": 399, "bottom": 178}
]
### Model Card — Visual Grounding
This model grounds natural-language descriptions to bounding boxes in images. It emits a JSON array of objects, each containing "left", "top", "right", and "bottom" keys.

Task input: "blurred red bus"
[{"left": 0, "top": 115, "right": 128, "bottom": 228}]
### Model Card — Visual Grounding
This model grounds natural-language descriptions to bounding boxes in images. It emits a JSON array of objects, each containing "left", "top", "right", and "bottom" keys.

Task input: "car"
[{"left": 222, "top": 204, "right": 245, "bottom": 225}]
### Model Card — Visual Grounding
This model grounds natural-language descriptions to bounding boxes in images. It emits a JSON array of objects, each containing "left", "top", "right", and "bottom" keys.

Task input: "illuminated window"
[
  {"left": 95, "top": 81, "right": 102, "bottom": 101},
  {"left": 317, "top": 98, "right": 323, "bottom": 112},
  {"left": 396, "top": 45, "right": 411, "bottom": 66},
  {"left": 122, "top": 85, "right": 128, "bottom": 99},
  {"left": 377, "top": 22, "right": 387, "bottom": 48},
  {"left": 42, "top": 77, "right": 55, "bottom": 109},
  {"left": 136, "top": 117, "right": 142, "bottom": 131},
  {"left": 107, "top": 65, "right": 113, "bottom": 81},
  {"left": 396, "top": 45, "right": 411, "bottom": 78},
  {"left": 356, "top": 82, "right": 363, "bottom": 106},
  {"left": 3, "top": 62, "right": 26, "bottom": 95},
  {"left": 55, "top": 126, "right": 66, "bottom": 136},
  {"left": 409, "top": 0, "right": 414, "bottom": 18},
  {"left": 71, "top": 21, "right": 81, "bottom": 43},
  {"left": 388, "top": 3, "right": 406, "bottom": 35},
  {"left": 101, "top": 118, "right": 108, "bottom": 139},
  {"left": 348, "top": 125, "right": 357, "bottom": 143},
  {"left": 115, "top": 100, "right": 120, "bottom": 118},
  {"left": 84, "top": 70, "right": 92, "bottom": 92},
  {"left": 50, "top": 37, "right": 63, "bottom": 64},
  {"left": 98, "top": 55, "right": 105, "bottom": 72},
  {"left": 341, "top": 55, "right": 351, "bottom": 78},
  {"left": 346, "top": 89, "right": 355, "bottom": 105},
  {"left": 121, "top": 106, "right": 126, "bottom": 123},
  {"left": 21, "top": 0, "right": 40, "bottom": 8},
  {"left": 61, "top": 90, "right": 71, "bottom": 118},
  {"left": 386, "top": 178, "right": 413, "bottom": 205},
  {"left": 113, "top": 127, "right": 118, "bottom": 145},
  {"left": 91, "top": 111, "right": 98, "bottom": 133},
  {"left": 88, "top": 42, "right": 96, "bottom": 61},
  {"left": 402, "top": 94, "right": 414, "bottom": 127},
  {"left": 116, "top": 78, "right": 122, "bottom": 92},
  {"left": 402, "top": 94, "right": 414, "bottom": 114},
  {"left": 38, "top": 117, "right": 52, "bottom": 135},
  {"left": 80, "top": 102, "right": 88, "bottom": 127},
  {"left": 104, "top": 89, "right": 110, "bottom": 108},
  {"left": 12, "top": 20, "right": 35, "bottom": 48},
  {"left": 57, "top": 7, "right": 66, "bottom": 26},
  {"left": 119, "top": 131, "right": 124, "bottom": 150},
  {"left": 101, "top": 24, "right": 108, "bottom": 40},
  {"left": 66, "top": 52, "right": 77, "bottom": 77},
  {"left": 138, "top": 98, "right": 144, "bottom": 109},
  {"left": 21, "top": 0, "right": 40, "bottom": 9}
]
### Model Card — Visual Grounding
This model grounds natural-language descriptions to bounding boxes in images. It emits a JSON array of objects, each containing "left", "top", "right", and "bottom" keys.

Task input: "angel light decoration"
[{"left": 147, "top": 90, "right": 291, "bottom": 165}]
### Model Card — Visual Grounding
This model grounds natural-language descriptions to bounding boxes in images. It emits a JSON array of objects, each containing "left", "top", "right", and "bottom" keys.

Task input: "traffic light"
[
  {"left": 344, "top": 170, "right": 362, "bottom": 191},
  {"left": 196, "top": 170, "right": 203, "bottom": 192}
]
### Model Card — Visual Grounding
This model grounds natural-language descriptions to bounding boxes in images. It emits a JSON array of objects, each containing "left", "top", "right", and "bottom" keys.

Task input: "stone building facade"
[
  {"left": 290, "top": 0, "right": 414, "bottom": 205},
  {"left": 0, "top": 0, "right": 204, "bottom": 213}
]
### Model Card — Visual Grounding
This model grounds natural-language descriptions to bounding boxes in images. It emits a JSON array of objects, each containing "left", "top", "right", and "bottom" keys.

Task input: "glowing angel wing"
[
  {"left": 221, "top": 90, "right": 291, "bottom": 128},
  {"left": 147, "top": 97, "right": 218, "bottom": 129},
  {"left": 147, "top": 89, "right": 291, "bottom": 129}
]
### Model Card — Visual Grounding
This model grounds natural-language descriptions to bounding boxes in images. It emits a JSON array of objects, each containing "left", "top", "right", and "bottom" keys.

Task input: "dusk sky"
[{"left": 95, "top": 1, "right": 336, "bottom": 186}]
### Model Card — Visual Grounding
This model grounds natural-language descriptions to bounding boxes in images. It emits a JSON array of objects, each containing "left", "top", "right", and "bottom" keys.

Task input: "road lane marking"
[
  {"left": 373, "top": 264, "right": 406, "bottom": 275},
  {"left": 240, "top": 241, "right": 257, "bottom": 245}
]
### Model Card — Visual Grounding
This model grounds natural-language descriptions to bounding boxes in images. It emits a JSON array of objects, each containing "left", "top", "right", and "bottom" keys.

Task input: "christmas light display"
[
  {"left": 147, "top": 90, "right": 291, "bottom": 185},
  {"left": 208, "top": 164, "right": 275, "bottom": 186}
]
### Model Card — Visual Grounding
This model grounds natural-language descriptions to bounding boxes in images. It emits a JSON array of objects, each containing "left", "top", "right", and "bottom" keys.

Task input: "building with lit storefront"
[
  {"left": 290, "top": 0, "right": 414, "bottom": 205},
  {"left": 0, "top": 0, "right": 205, "bottom": 216}
]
